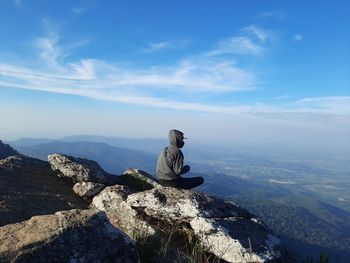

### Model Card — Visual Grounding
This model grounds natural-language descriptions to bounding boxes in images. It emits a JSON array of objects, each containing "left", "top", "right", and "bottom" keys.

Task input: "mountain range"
[{"left": 11, "top": 140, "right": 158, "bottom": 175}]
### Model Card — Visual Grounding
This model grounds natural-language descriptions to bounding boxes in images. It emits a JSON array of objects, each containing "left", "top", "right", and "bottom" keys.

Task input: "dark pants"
[{"left": 158, "top": 177, "right": 204, "bottom": 189}]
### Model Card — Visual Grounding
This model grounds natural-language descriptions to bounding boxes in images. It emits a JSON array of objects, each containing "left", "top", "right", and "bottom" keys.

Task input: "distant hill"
[
  {"left": 0, "top": 140, "right": 19, "bottom": 159},
  {"left": 8, "top": 135, "right": 219, "bottom": 160},
  {"left": 13, "top": 141, "right": 158, "bottom": 174},
  {"left": 61, "top": 135, "right": 167, "bottom": 154},
  {"left": 6, "top": 137, "right": 55, "bottom": 147}
]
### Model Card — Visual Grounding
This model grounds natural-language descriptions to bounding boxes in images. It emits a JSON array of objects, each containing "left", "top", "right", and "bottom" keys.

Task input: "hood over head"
[{"left": 168, "top": 129, "right": 186, "bottom": 148}]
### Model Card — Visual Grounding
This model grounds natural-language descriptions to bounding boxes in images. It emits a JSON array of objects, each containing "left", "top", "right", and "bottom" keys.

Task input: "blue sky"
[{"left": 0, "top": 0, "right": 349, "bottom": 155}]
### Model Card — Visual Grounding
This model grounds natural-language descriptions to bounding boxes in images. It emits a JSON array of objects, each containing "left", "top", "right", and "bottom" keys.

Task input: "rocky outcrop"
[
  {"left": 0, "top": 140, "right": 18, "bottom": 159},
  {"left": 0, "top": 209, "right": 140, "bottom": 263},
  {"left": 1, "top": 149, "right": 284, "bottom": 262},
  {"left": 91, "top": 184, "right": 155, "bottom": 239},
  {"left": 48, "top": 154, "right": 123, "bottom": 185},
  {"left": 0, "top": 155, "right": 54, "bottom": 175},
  {"left": 92, "top": 170, "right": 281, "bottom": 263},
  {"left": 73, "top": 181, "right": 105, "bottom": 200}
]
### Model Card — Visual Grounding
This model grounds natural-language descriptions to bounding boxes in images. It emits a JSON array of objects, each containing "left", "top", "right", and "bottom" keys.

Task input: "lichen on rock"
[
  {"left": 73, "top": 181, "right": 105, "bottom": 200},
  {"left": 91, "top": 184, "right": 155, "bottom": 239},
  {"left": 48, "top": 154, "right": 122, "bottom": 185}
]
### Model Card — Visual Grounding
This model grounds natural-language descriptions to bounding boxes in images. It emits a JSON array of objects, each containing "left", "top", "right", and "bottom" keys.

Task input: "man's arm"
[
  {"left": 181, "top": 165, "right": 190, "bottom": 174},
  {"left": 172, "top": 150, "right": 190, "bottom": 175}
]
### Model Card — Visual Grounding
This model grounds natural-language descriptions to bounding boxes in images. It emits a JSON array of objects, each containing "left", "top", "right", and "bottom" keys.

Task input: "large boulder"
[
  {"left": 126, "top": 187, "right": 280, "bottom": 262},
  {"left": 92, "top": 170, "right": 281, "bottom": 263},
  {"left": 0, "top": 209, "right": 140, "bottom": 263},
  {"left": 48, "top": 154, "right": 123, "bottom": 185}
]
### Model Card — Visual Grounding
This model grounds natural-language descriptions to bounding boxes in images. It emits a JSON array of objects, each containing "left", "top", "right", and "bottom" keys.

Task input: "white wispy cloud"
[
  {"left": 208, "top": 36, "right": 265, "bottom": 56},
  {"left": 141, "top": 39, "right": 191, "bottom": 53},
  {"left": 34, "top": 33, "right": 64, "bottom": 69},
  {"left": 33, "top": 20, "right": 90, "bottom": 71},
  {"left": 295, "top": 96, "right": 350, "bottom": 114},
  {"left": 207, "top": 25, "right": 273, "bottom": 57},
  {"left": 244, "top": 25, "right": 270, "bottom": 43},
  {"left": 2, "top": 58, "right": 349, "bottom": 125},
  {"left": 73, "top": 1, "right": 96, "bottom": 14},
  {"left": 0, "top": 55, "right": 257, "bottom": 97},
  {"left": 13, "top": 0, "right": 22, "bottom": 7},
  {"left": 259, "top": 10, "right": 286, "bottom": 19},
  {"left": 294, "top": 34, "right": 303, "bottom": 42},
  {"left": 0, "top": 20, "right": 257, "bottom": 96},
  {"left": 141, "top": 41, "right": 170, "bottom": 53},
  {"left": 0, "top": 20, "right": 349, "bottom": 127},
  {"left": 248, "top": 96, "right": 350, "bottom": 128}
]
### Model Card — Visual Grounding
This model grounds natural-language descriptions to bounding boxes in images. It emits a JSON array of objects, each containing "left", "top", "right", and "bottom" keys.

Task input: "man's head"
[{"left": 168, "top": 129, "right": 187, "bottom": 148}]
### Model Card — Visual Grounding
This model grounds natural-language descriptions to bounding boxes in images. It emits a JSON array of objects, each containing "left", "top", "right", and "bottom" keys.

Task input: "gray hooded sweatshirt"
[{"left": 156, "top": 130, "right": 188, "bottom": 180}]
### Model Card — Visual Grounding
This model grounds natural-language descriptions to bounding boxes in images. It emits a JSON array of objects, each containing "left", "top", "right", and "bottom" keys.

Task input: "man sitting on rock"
[{"left": 156, "top": 129, "right": 204, "bottom": 189}]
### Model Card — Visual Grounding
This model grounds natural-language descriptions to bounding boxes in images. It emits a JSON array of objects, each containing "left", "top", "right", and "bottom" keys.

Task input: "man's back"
[{"left": 156, "top": 145, "right": 184, "bottom": 180}]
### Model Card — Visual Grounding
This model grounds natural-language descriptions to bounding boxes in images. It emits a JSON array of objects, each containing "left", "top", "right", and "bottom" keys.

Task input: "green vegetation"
[
  {"left": 304, "top": 254, "right": 329, "bottom": 263},
  {"left": 195, "top": 154, "right": 350, "bottom": 261},
  {"left": 132, "top": 224, "right": 223, "bottom": 263},
  {"left": 123, "top": 170, "right": 155, "bottom": 191},
  {"left": 230, "top": 196, "right": 350, "bottom": 262}
]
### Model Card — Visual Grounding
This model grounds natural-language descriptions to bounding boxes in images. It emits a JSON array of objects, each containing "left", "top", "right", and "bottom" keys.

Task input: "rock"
[
  {"left": 91, "top": 185, "right": 155, "bottom": 239},
  {"left": 123, "top": 168, "right": 159, "bottom": 191},
  {"left": 48, "top": 154, "right": 123, "bottom": 184},
  {"left": 0, "top": 155, "right": 55, "bottom": 175},
  {"left": 190, "top": 217, "right": 281, "bottom": 262},
  {"left": 0, "top": 156, "right": 88, "bottom": 227},
  {"left": 94, "top": 185, "right": 281, "bottom": 262},
  {"left": 0, "top": 209, "right": 140, "bottom": 263},
  {"left": 0, "top": 140, "right": 18, "bottom": 159},
  {"left": 73, "top": 182, "right": 105, "bottom": 199},
  {"left": 126, "top": 187, "right": 253, "bottom": 220}
]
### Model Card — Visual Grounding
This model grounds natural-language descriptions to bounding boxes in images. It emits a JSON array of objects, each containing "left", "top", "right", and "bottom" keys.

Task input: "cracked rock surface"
[{"left": 92, "top": 170, "right": 281, "bottom": 263}]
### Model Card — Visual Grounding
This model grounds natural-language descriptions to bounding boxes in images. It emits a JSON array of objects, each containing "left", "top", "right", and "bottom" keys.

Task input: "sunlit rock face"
[
  {"left": 92, "top": 169, "right": 281, "bottom": 263},
  {"left": 48, "top": 154, "right": 122, "bottom": 185},
  {"left": 0, "top": 209, "right": 140, "bottom": 263},
  {"left": 91, "top": 184, "right": 156, "bottom": 239}
]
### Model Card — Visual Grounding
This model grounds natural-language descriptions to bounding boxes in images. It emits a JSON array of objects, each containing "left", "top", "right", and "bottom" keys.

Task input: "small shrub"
[
  {"left": 304, "top": 253, "right": 329, "bottom": 263},
  {"left": 123, "top": 170, "right": 154, "bottom": 191}
]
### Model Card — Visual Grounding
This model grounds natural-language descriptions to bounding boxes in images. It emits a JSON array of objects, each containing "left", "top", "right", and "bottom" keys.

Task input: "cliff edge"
[{"left": 0, "top": 141, "right": 288, "bottom": 262}]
